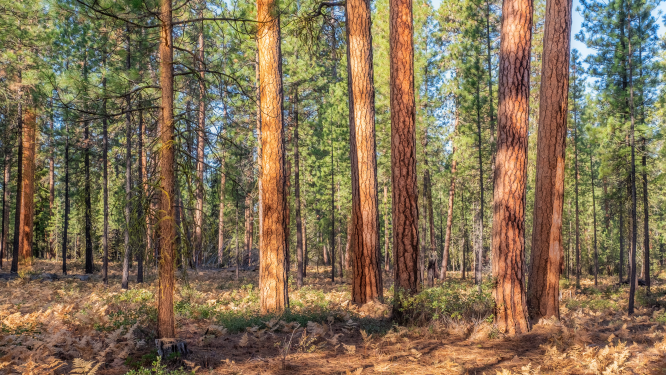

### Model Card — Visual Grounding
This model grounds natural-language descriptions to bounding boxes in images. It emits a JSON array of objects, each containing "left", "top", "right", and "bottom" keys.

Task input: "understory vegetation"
[{"left": 0, "top": 260, "right": 664, "bottom": 374}]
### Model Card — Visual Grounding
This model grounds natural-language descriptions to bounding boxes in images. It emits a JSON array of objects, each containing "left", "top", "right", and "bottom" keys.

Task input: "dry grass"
[{"left": 0, "top": 260, "right": 665, "bottom": 374}]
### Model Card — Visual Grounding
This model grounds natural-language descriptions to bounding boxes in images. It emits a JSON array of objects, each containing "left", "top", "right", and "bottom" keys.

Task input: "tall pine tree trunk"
[
  {"left": 122, "top": 29, "right": 132, "bottom": 289},
  {"left": 642, "top": 138, "right": 649, "bottom": 291},
  {"left": 294, "top": 88, "right": 304, "bottom": 288},
  {"left": 440, "top": 109, "right": 457, "bottom": 280},
  {"left": 258, "top": 0, "right": 288, "bottom": 313},
  {"left": 527, "top": 0, "right": 572, "bottom": 320},
  {"left": 10, "top": 84, "right": 23, "bottom": 274},
  {"left": 574, "top": 109, "right": 580, "bottom": 288},
  {"left": 48, "top": 102, "right": 54, "bottom": 260},
  {"left": 157, "top": 0, "right": 176, "bottom": 339},
  {"left": 84, "top": 117, "right": 93, "bottom": 274},
  {"left": 492, "top": 0, "right": 532, "bottom": 334},
  {"left": 102, "top": 52, "right": 109, "bottom": 285},
  {"left": 383, "top": 185, "right": 390, "bottom": 272},
  {"left": 194, "top": 15, "right": 206, "bottom": 269},
  {"left": 390, "top": 0, "right": 417, "bottom": 316},
  {"left": 218, "top": 154, "right": 226, "bottom": 266},
  {"left": 591, "top": 151, "right": 598, "bottom": 286},
  {"left": 18, "top": 108, "right": 36, "bottom": 267},
  {"left": 61, "top": 125, "right": 70, "bottom": 275},
  {"left": 627, "top": 20, "right": 638, "bottom": 314},
  {"left": 474, "top": 61, "right": 484, "bottom": 293},
  {"left": 137, "top": 109, "right": 145, "bottom": 283},
  {"left": 0, "top": 128, "right": 10, "bottom": 267}
]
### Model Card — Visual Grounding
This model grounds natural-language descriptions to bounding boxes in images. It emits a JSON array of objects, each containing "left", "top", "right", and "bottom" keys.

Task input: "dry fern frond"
[{"left": 69, "top": 358, "right": 101, "bottom": 375}]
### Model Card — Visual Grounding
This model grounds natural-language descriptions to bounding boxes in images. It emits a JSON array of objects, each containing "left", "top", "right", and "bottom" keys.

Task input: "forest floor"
[{"left": 0, "top": 260, "right": 665, "bottom": 375}]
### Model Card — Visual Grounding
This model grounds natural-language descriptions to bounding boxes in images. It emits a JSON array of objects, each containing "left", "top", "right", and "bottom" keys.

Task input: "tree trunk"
[
  {"left": 474, "top": 61, "right": 484, "bottom": 294},
  {"left": 218, "top": 155, "right": 226, "bottom": 266},
  {"left": 294, "top": 89, "right": 304, "bottom": 288},
  {"left": 330, "top": 127, "right": 335, "bottom": 282},
  {"left": 84, "top": 119, "right": 93, "bottom": 274},
  {"left": 591, "top": 151, "right": 598, "bottom": 286},
  {"left": 255, "top": 52, "right": 263, "bottom": 275},
  {"left": 440, "top": 109, "right": 458, "bottom": 280},
  {"left": 383, "top": 185, "right": 390, "bottom": 272},
  {"left": 574, "top": 106, "right": 580, "bottom": 288},
  {"left": 10, "top": 93, "right": 23, "bottom": 274},
  {"left": 137, "top": 109, "right": 145, "bottom": 283},
  {"left": 425, "top": 169, "right": 436, "bottom": 287},
  {"left": 619, "top": 200, "right": 624, "bottom": 283},
  {"left": 157, "top": 0, "right": 176, "bottom": 339},
  {"left": 258, "top": 0, "right": 288, "bottom": 313},
  {"left": 244, "top": 194, "right": 253, "bottom": 266},
  {"left": 627, "top": 21, "right": 638, "bottom": 314},
  {"left": 642, "top": 138, "right": 649, "bottom": 291},
  {"left": 18, "top": 108, "right": 36, "bottom": 267},
  {"left": 61, "top": 125, "right": 70, "bottom": 275},
  {"left": 194, "top": 14, "right": 206, "bottom": 269},
  {"left": 492, "top": 0, "right": 532, "bottom": 334},
  {"left": 122, "top": 30, "right": 132, "bottom": 290},
  {"left": 526, "top": 0, "right": 572, "bottom": 320},
  {"left": 389, "top": 0, "right": 416, "bottom": 315},
  {"left": 48, "top": 102, "right": 55, "bottom": 260},
  {"left": 0, "top": 128, "right": 10, "bottom": 267},
  {"left": 102, "top": 53, "right": 109, "bottom": 285}
]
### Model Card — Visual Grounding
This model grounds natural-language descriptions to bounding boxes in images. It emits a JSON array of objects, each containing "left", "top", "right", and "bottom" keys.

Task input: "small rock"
[{"left": 74, "top": 275, "right": 91, "bottom": 281}]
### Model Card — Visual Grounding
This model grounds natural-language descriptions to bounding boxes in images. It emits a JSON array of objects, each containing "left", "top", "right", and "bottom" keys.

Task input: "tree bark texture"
[
  {"left": 492, "top": 0, "right": 532, "bottom": 334},
  {"left": 122, "top": 55, "right": 132, "bottom": 290},
  {"left": 526, "top": 0, "right": 572, "bottom": 321},
  {"left": 102, "top": 56, "right": 109, "bottom": 285},
  {"left": 641, "top": 138, "right": 649, "bottom": 290},
  {"left": 61, "top": 126, "right": 70, "bottom": 275},
  {"left": 10, "top": 98, "right": 23, "bottom": 274},
  {"left": 0, "top": 132, "right": 10, "bottom": 267},
  {"left": 258, "top": 0, "right": 288, "bottom": 313},
  {"left": 348, "top": 0, "right": 382, "bottom": 304},
  {"left": 158, "top": 0, "right": 176, "bottom": 339},
  {"left": 390, "top": 0, "right": 418, "bottom": 308},
  {"left": 18, "top": 108, "right": 36, "bottom": 267}
]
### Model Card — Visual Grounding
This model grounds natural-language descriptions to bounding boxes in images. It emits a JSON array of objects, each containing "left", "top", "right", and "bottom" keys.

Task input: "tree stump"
[{"left": 155, "top": 338, "right": 189, "bottom": 359}]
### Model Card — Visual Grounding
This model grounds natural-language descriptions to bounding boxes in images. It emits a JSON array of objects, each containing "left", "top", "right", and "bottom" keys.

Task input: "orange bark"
[
  {"left": 492, "top": 0, "right": 532, "bottom": 334},
  {"left": 347, "top": 0, "right": 382, "bottom": 304},
  {"left": 527, "top": 0, "right": 572, "bottom": 321},
  {"left": 18, "top": 108, "right": 36, "bottom": 266},
  {"left": 157, "top": 0, "right": 176, "bottom": 339},
  {"left": 258, "top": 0, "right": 288, "bottom": 313},
  {"left": 390, "top": 0, "right": 418, "bottom": 311}
]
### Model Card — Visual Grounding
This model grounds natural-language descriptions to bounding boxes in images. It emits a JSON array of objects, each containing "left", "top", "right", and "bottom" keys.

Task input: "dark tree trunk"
[
  {"left": 10, "top": 95, "right": 23, "bottom": 274},
  {"left": 122, "top": 28, "right": 132, "bottom": 290},
  {"left": 62, "top": 126, "right": 70, "bottom": 275},
  {"left": 84, "top": 118, "right": 93, "bottom": 274},
  {"left": 293, "top": 88, "right": 304, "bottom": 288}
]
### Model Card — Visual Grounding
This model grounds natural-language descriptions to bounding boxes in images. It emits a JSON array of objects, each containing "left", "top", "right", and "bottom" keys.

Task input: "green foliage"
[{"left": 124, "top": 358, "right": 193, "bottom": 375}]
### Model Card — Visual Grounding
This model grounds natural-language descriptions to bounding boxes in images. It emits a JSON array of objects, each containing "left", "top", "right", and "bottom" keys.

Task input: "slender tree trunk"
[
  {"left": 383, "top": 185, "right": 390, "bottom": 272},
  {"left": 255, "top": 52, "right": 263, "bottom": 275},
  {"left": 591, "top": 151, "right": 598, "bottom": 286},
  {"left": 492, "top": 0, "right": 532, "bottom": 334},
  {"left": 475, "top": 67, "right": 484, "bottom": 293},
  {"left": 440, "top": 109, "right": 458, "bottom": 280},
  {"left": 330, "top": 124, "right": 335, "bottom": 282},
  {"left": 18, "top": 108, "right": 36, "bottom": 267},
  {"left": 10, "top": 89, "right": 23, "bottom": 274},
  {"left": 574, "top": 107, "right": 580, "bottom": 288},
  {"left": 218, "top": 154, "right": 226, "bottom": 266},
  {"left": 526, "top": 0, "right": 572, "bottom": 320},
  {"left": 122, "top": 29, "right": 132, "bottom": 289},
  {"left": 84, "top": 118, "right": 93, "bottom": 273},
  {"left": 461, "top": 185, "right": 467, "bottom": 280},
  {"left": 641, "top": 138, "right": 649, "bottom": 291},
  {"left": 258, "top": 0, "right": 288, "bottom": 313},
  {"left": 425, "top": 168, "right": 436, "bottom": 287},
  {"left": 137, "top": 109, "right": 145, "bottom": 283},
  {"left": 0, "top": 130, "right": 10, "bottom": 268},
  {"left": 294, "top": 88, "right": 304, "bottom": 288},
  {"left": 627, "top": 19, "right": 638, "bottom": 314},
  {"left": 157, "top": 0, "right": 176, "bottom": 339},
  {"left": 194, "top": 14, "right": 206, "bottom": 269},
  {"left": 102, "top": 52, "right": 109, "bottom": 285},
  {"left": 48, "top": 102, "right": 54, "bottom": 260},
  {"left": 61, "top": 125, "right": 70, "bottom": 275},
  {"left": 619, "top": 200, "right": 624, "bottom": 283},
  {"left": 244, "top": 194, "right": 252, "bottom": 266},
  {"left": 390, "top": 0, "right": 416, "bottom": 316}
]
